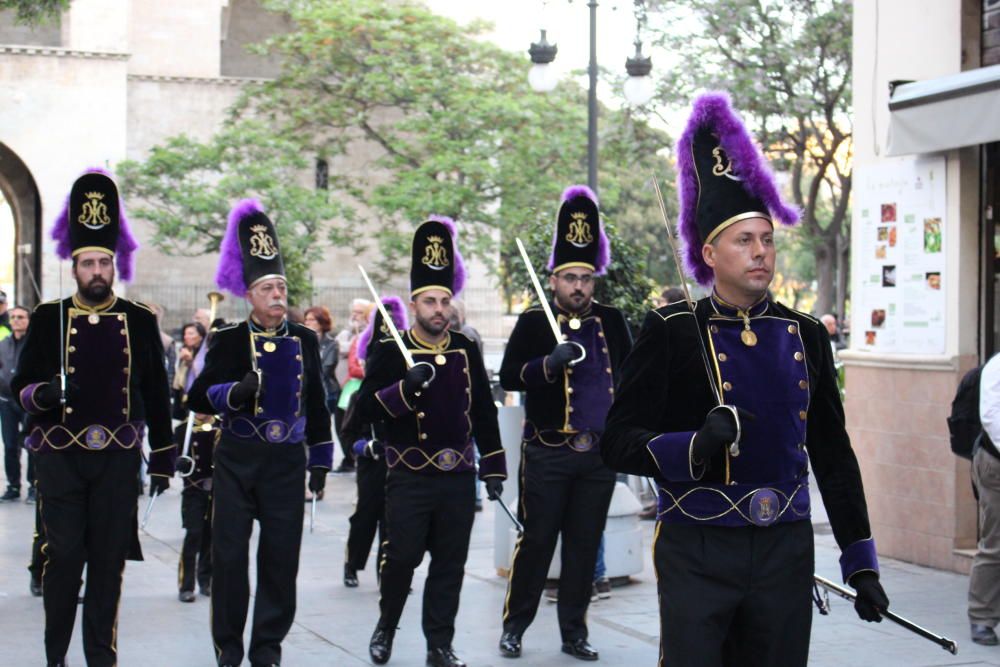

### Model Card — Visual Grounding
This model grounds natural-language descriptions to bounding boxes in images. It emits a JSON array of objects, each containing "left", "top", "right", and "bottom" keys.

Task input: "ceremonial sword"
[
  {"left": 174, "top": 411, "right": 197, "bottom": 478},
  {"left": 650, "top": 176, "right": 741, "bottom": 457},
  {"left": 813, "top": 575, "right": 957, "bottom": 654},
  {"left": 513, "top": 238, "right": 585, "bottom": 366}
]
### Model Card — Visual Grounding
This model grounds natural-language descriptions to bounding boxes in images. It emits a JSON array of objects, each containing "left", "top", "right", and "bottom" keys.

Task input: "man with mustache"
[
  {"left": 357, "top": 217, "right": 506, "bottom": 667},
  {"left": 497, "top": 185, "right": 632, "bottom": 662},
  {"left": 600, "top": 93, "right": 889, "bottom": 667},
  {"left": 12, "top": 168, "right": 175, "bottom": 667},
  {"left": 187, "top": 199, "right": 333, "bottom": 667}
]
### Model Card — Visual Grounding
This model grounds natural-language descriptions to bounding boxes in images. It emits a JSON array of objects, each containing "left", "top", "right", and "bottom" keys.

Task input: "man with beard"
[
  {"left": 187, "top": 199, "right": 332, "bottom": 667},
  {"left": 12, "top": 168, "right": 174, "bottom": 667},
  {"left": 358, "top": 217, "right": 507, "bottom": 667},
  {"left": 497, "top": 185, "right": 632, "bottom": 662},
  {"left": 600, "top": 93, "right": 889, "bottom": 667}
]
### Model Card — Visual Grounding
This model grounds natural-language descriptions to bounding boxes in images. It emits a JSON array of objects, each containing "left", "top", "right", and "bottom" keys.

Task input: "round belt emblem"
[
  {"left": 85, "top": 426, "right": 107, "bottom": 449},
  {"left": 437, "top": 449, "right": 459, "bottom": 471},
  {"left": 265, "top": 421, "right": 288, "bottom": 443},
  {"left": 749, "top": 489, "right": 780, "bottom": 526},
  {"left": 569, "top": 432, "right": 594, "bottom": 452}
]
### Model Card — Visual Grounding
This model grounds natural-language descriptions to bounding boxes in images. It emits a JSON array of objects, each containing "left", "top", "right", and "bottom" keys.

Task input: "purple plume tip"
[
  {"left": 216, "top": 198, "right": 265, "bottom": 297},
  {"left": 358, "top": 295, "right": 409, "bottom": 361}
]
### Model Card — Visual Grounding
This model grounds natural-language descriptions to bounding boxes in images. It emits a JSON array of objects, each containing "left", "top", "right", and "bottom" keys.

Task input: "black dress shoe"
[
  {"left": 561, "top": 638, "right": 599, "bottom": 661},
  {"left": 179, "top": 590, "right": 196, "bottom": 602},
  {"left": 199, "top": 583, "right": 211, "bottom": 597},
  {"left": 426, "top": 646, "right": 466, "bottom": 667},
  {"left": 972, "top": 623, "right": 999, "bottom": 645},
  {"left": 344, "top": 563, "right": 359, "bottom": 588},
  {"left": 47, "top": 661, "right": 67, "bottom": 667},
  {"left": 498, "top": 632, "right": 522, "bottom": 658},
  {"left": 30, "top": 574, "right": 42, "bottom": 597},
  {"left": 369, "top": 626, "right": 395, "bottom": 664}
]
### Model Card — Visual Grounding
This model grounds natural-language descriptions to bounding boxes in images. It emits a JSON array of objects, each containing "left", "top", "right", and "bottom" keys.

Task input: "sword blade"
[
  {"left": 495, "top": 496, "right": 524, "bottom": 534},
  {"left": 514, "top": 238, "right": 563, "bottom": 345},
  {"left": 310, "top": 495, "right": 316, "bottom": 534},
  {"left": 357, "top": 265, "right": 415, "bottom": 369},
  {"left": 140, "top": 491, "right": 158, "bottom": 531}
]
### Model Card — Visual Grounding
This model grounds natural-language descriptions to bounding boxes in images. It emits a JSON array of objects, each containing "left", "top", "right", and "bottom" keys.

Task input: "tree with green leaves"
[
  {"left": 0, "top": 0, "right": 67, "bottom": 25},
  {"left": 122, "top": 0, "right": 677, "bottom": 323},
  {"left": 647, "top": 0, "right": 852, "bottom": 317},
  {"left": 117, "top": 121, "right": 355, "bottom": 305}
]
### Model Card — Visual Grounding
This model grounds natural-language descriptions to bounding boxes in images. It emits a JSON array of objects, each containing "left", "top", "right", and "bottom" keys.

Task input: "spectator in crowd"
[
  {"left": 304, "top": 305, "right": 339, "bottom": 496},
  {"left": 150, "top": 303, "right": 177, "bottom": 392},
  {"left": 335, "top": 303, "right": 373, "bottom": 472},
  {"left": 0, "top": 290, "right": 10, "bottom": 340},
  {"left": 821, "top": 313, "right": 848, "bottom": 351},
  {"left": 0, "top": 306, "right": 30, "bottom": 501},
  {"left": 333, "top": 299, "right": 371, "bottom": 470},
  {"left": 193, "top": 308, "right": 211, "bottom": 333},
  {"left": 971, "top": 353, "right": 1000, "bottom": 645},
  {"left": 173, "top": 322, "right": 207, "bottom": 402}
]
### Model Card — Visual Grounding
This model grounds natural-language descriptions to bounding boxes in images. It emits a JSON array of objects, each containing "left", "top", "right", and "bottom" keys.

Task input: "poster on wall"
[{"left": 853, "top": 156, "right": 946, "bottom": 355}]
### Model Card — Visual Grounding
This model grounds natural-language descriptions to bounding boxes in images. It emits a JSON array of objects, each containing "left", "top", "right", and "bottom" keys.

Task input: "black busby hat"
[
  {"left": 216, "top": 199, "right": 286, "bottom": 296},
  {"left": 546, "top": 185, "right": 610, "bottom": 275},
  {"left": 677, "top": 93, "right": 799, "bottom": 285},
  {"left": 51, "top": 168, "right": 139, "bottom": 281},
  {"left": 409, "top": 216, "right": 466, "bottom": 298}
]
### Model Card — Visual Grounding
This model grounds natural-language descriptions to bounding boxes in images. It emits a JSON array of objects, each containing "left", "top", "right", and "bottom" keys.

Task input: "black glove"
[
  {"left": 229, "top": 371, "right": 261, "bottom": 409},
  {"left": 485, "top": 478, "right": 504, "bottom": 501},
  {"left": 402, "top": 363, "right": 435, "bottom": 398},
  {"left": 851, "top": 571, "right": 889, "bottom": 622},
  {"left": 308, "top": 469, "right": 327, "bottom": 493},
  {"left": 691, "top": 406, "right": 753, "bottom": 464},
  {"left": 544, "top": 342, "right": 582, "bottom": 375},
  {"left": 34, "top": 374, "right": 72, "bottom": 410},
  {"left": 174, "top": 457, "right": 195, "bottom": 477},
  {"left": 149, "top": 475, "right": 170, "bottom": 496}
]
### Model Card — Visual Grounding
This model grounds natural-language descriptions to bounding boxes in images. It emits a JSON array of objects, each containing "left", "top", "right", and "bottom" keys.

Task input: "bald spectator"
[{"left": 821, "top": 313, "right": 847, "bottom": 351}]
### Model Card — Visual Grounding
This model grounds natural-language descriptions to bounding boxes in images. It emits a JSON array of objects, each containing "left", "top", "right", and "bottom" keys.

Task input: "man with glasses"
[{"left": 497, "top": 185, "right": 632, "bottom": 662}]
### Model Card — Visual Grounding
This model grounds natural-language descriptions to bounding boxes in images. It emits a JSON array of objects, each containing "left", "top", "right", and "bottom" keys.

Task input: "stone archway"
[{"left": 0, "top": 143, "right": 42, "bottom": 308}]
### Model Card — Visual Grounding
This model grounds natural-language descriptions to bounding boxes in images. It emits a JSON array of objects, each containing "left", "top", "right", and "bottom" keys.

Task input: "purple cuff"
[
  {"left": 352, "top": 439, "right": 369, "bottom": 459},
  {"left": 375, "top": 381, "right": 414, "bottom": 418},
  {"left": 207, "top": 382, "right": 238, "bottom": 414},
  {"left": 840, "top": 538, "right": 879, "bottom": 583},
  {"left": 519, "top": 356, "right": 555, "bottom": 387},
  {"left": 478, "top": 449, "right": 507, "bottom": 480},
  {"left": 646, "top": 431, "right": 704, "bottom": 482},
  {"left": 148, "top": 444, "right": 178, "bottom": 477},
  {"left": 308, "top": 440, "right": 334, "bottom": 469},
  {"left": 19, "top": 383, "right": 49, "bottom": 415}
]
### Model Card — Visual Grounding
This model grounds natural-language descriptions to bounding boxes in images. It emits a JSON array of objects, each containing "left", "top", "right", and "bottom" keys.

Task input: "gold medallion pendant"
[
  {"left": 569, "top": 318, "right": 582, "bottom": 331},
  {"left": 87, "top": 314, "right": 100, "bottom": 325},
  {"left": 741, "top": 329, "right": 758, "bottom": 347},
  {"left": 263, "top": 341, "right": 277, "bottom": 353},
  {"left": 434, "top": 354, "right": 447, "bottom": 366}
]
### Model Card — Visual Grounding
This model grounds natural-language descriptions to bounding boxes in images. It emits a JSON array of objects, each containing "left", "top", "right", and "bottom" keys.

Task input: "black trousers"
[
  {"left": 502, "top": 445, "right": 615, "bottom": 642},
  {"left": 0, "top": 398, "right": 24, "bottom": 490},
  {"left": 29, "top": 484, "right": 45, "bottom": 578},
  {"left": 179, "top": 485, "right": 212, "bottom": 592},
  {"left": 35, "top": 449, "right": 141, "bottom": 666},
  {"left": 655, "top": 520, "right": 814, "bottom": 667},
  {"left": 378, "top": 468, "right": 476, "bottom": 650},
  {"left": 211, "top": 435, "right": 305, "bottom": 667},
  {"left": 346, "top": 455, "right": 387, "bottom": 571}
]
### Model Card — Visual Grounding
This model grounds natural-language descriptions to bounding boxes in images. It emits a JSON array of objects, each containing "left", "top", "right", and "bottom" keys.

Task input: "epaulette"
[
  {"left": 131, "top": 300, "right": 157, "bottom": 315},
  {"left": 213, "top": 322, "right": 241, "bottom": 334},
  {"left": 33, "top": 298, "right": 62, "bottom": 313}
]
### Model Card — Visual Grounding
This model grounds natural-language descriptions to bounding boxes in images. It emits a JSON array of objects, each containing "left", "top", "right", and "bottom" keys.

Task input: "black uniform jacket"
[
  {"left": 186, "top": 320, "right": 333, "bottom": 469},
  {"left": 499, "top": 301, "right": 632, "bottom": 434},
  {"left": 600, "top": 298, "right": 874, "bottom": 565},
  {"left": 11, "top": 295, "right": 174, "bottom": 475}
]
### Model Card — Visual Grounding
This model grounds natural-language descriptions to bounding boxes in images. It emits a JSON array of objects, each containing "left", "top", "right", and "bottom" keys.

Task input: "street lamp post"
[{"left": 528, "top": 1, "right": 653, "bottom": 194}]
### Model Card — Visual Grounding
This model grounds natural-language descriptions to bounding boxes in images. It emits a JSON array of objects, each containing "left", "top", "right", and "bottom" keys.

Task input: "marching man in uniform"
[
  {"left": 12, "top": 168, "right": 175, "bottom": 667},
  {"left": 357, "top": 217, "right": 507, "bottom": 667},
  {"left": 187, "top": 199, "right": 333, "bottom": 667},
  {"left": 600, "top": 92, "right": 890, "bottom": 667},
  {"left": 498, "top": 185, "right": 632, "bottom": 661}
]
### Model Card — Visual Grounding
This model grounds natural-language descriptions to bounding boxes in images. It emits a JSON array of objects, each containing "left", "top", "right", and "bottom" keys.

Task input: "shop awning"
[{"left": 886, "top": 63, "right": 1000, "bottom": 156}]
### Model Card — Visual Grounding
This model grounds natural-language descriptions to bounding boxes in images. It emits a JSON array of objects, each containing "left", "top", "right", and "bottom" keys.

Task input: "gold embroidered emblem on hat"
[
  {"left": 78, "top": 192, "right": 111, "bottom": 230},
  {"left": 566, "top": 212, "right": 594, "bottom": 248},
  {"left": 422, "top": 235, "right": 450, "bottom": 270},
  {"left": 711, "top": 146, "right": 742, "bottom": 182},
  {"left": 249, "top": 224, "right": 279, "bottom": 260}
]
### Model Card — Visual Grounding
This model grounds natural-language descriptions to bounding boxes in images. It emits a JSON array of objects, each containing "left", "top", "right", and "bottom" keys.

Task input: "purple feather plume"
[
  {"left": 676, "top": 92, "right": 800, "bottom": 286},
  {"left": 358, "top": 295, "right": 409, "bottom": 361},
  {"left": 216, "top": 198, "right": 265, "bottom": 297},
  {"left": 50, "top": 166, "right": 139, "bottom": 281},
  {"left": 547, "top": 184, "right": 610, "bottom": 275},
  {"left": 427, "top": 214, "right": 466, "bottom": 297}
]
